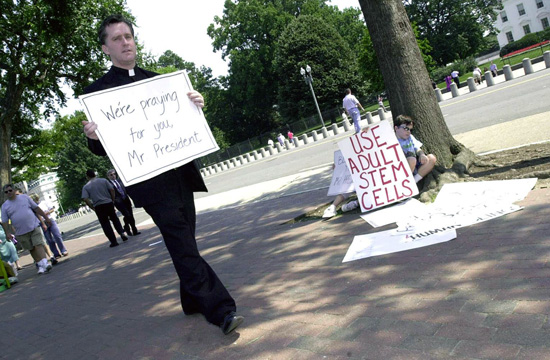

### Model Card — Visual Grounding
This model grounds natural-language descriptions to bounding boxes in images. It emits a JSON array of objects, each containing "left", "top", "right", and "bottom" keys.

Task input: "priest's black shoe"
[{"left": 221, "top": 312, "right": 244, "bottom": 335}]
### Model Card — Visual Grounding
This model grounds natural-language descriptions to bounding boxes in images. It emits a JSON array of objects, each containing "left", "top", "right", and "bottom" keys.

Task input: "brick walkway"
[{"left": 1, "top": 186, "right": 549, "bottom": 359}]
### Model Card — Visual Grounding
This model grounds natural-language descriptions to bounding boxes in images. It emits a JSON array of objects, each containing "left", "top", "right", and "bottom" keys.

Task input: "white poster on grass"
[
  {"left": 337, "top": 121, "right": 418, "bottom": 212},
  {"left": 79, "top": 71, "right": 219, "bottom": 186},
  {"left": 327, "top": 150, "right": 355, "bottom": 196}
]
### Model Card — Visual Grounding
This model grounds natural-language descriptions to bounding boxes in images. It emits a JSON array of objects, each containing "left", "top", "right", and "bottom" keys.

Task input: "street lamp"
[{"left": 300, "top": 65, "right": 325, "bottom": 128}]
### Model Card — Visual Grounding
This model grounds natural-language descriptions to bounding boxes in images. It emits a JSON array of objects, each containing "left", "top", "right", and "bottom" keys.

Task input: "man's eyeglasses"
[
  {"left": 4, "top": 189, "right": 13, "bottom": 194},
  {"left": 400, "top": 125, "right": 412, "bottom": 132}
]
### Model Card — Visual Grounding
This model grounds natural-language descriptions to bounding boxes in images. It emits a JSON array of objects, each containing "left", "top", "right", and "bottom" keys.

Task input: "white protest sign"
[
  {"left": 337, "top": 121, "right": 418, "bottom": 212},
  {"left": 433, "top": 178, "right": 537, "bottom": 207},
  {"left": 327, "top": 150, "right": 355, "bottom": 196},
  {"left": 79, "top": 71, "right": 219, "bottom": 186},
  {"left": 360, "top": 198, "right": 427, "bottom": 228},
  {"left": 342, "top": 225, "right": 457, "bottom": 263}
]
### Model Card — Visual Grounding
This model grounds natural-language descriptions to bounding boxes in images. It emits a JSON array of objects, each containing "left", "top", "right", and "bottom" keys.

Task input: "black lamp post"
[{"left": 300, "top": 65, "right": 325, "bottom": 128}]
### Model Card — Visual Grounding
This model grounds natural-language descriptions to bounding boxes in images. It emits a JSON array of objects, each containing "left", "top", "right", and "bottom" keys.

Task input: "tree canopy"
[
  {"left": 0, "top": 0, "right": 130, "bottom": 191},
  {"left": 404, "top": 0, "right": 502, "bottom": 66},
  {"left": 207, "top": 0, "right": 367, "bottom": 142},
  {"left": 52, "top": 112, "right": 113, "bottom": 211},
  {"left": 275, "top": 15, "right": 362, "bottom": 120}
]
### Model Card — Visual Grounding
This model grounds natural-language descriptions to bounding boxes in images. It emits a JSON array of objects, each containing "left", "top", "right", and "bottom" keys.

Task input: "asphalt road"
[{"left": 441, "top": 67, "right": 550, "bottom": 134}]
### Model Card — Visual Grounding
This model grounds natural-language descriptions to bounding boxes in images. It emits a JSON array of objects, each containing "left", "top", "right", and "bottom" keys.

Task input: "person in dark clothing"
[
  {"left": 82, "top": 169, "right": 128, "bottom": 247},
  {"left": 81, "top": 14, "right": 243, "bottom": 335},
  {"left": 107, "top": 169, "right": 140, "bottom": 236}
]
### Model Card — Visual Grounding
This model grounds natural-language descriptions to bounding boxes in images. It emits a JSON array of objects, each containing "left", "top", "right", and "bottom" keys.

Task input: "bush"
[
  {"left": 429, "top": 56, "right": 478, "bottom": 83},
  {"left": 500, "top": 32, "right": 544, "bottom": 57}
]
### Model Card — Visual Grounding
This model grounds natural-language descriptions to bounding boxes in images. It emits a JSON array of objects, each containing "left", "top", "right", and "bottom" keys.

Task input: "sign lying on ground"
[
  {"left": 337, "top": 121, "right": 418, "bottom": 212},
  {"left": 327, "top": 150, "right": 355, "bottom": 196},
  {"left": 344, "top": 178, "right": 536, "bottom": 262},
  {"left": 79, "top": 71, "right": 219, "bottom": 186},
  {"left": 343, "top": 225, "right": 457, "bottom": 262}
]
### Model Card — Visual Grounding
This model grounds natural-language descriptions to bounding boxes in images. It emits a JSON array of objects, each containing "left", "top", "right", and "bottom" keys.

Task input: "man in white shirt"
[
  {"left": 342, "top": 89, "right": 364, "bottom": 134},
  {"left": 31, "top": 194, "right": 68, "bottom": 257}
]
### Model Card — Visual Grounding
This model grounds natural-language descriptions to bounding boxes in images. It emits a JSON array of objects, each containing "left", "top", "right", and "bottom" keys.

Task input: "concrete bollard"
[
  {"left": 435, "top": 88, "right": 443, "bottom": 102},
  {"left": 260, "top": 148, "right": 267, "bottom": 157},
  {"left": 251, "top": 150, "right": 259, "bottom": 160},
  {"left": 503, "top": 65, "right": 514, "bottom": 81},
  {"left": 312, "top": 130, "right": 318, "bottom": 142},
  {"left": 237, "top": 155, "right": 245, "bottom": 165},
  {"left": 366, "top": 112, "right": 374, "bottom": 124},
  {"left": 322, "top": 127, "right": 329, "bottom": 139},
  {"left": 300, "top": 134, "right": 309, "bottom": 145},
  {"left": 284, "top": 139, "right": 291, "bottom": 150},
  {"left": 228, "top": 159, "right": 235, "bottom": 169},
  {"left": 209, "top": 165, "right": 216, "bottom": 174},
  {"left": 522, "top": 58, "right": 533, "bottom": 75},
  {"left": 292, "top": 138, "right": 299, "bottom": 147},
  {"left": 377, "top": 108, "right": 386, "bottom": 120},
  {"left": 221, "top": 161, "right": 228, "bottom": 171},
  {"left": 467, "top": 77, "right": 477, "bottom": 92},
  {"left": 331, "top": 123, "right": 339, "bottom": 135},
  {"left": 484, "top": 71, "right": 494, "bottom": 86},
  {"left": 200, "top": 169, "right": 206, "bottom": 177},
  {"left": 275, "top": 143, "right": 283, "bottom": 152},
  {"left": 544, "top": 51, "right": 550, "bottom": 68},
  {"left": 245, "top": 153, "right": 252, "bottom": 163},
  {"left": 342, "top": 119, "right": 350, "bottom": 132},
  {"left": 450, "top": 82, "right": 459, "bottom": 97},
  {"left": 268, "top": 146, "right": 275, "bottom": 155}
]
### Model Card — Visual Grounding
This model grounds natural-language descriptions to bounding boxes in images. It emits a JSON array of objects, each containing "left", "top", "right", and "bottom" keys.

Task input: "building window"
[
  {"left": 501, "top": 11, "right": 508, "bottom": 22},
  {"left": 523, "top": 24, "right": 532, "bottom": 34},
  {"left": 542, "top": 17, "right": 550, "bottom": 28},
  {"left": 536, "top": 0, "right": 544, "bottom": 9},
  {"left": 506, "top": 31, "right": 515, "bottom": 42},
  {"left": 517, "top": 3, "right": 526, "bottom": 15}
]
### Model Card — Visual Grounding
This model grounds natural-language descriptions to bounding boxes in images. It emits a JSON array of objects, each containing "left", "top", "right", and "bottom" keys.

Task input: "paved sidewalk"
[
  {"left": 2, "top": 180, "right": 550, "bottom": 359},
  {"left": 2, "top": 67, "right": 550, "bottom": 359}
]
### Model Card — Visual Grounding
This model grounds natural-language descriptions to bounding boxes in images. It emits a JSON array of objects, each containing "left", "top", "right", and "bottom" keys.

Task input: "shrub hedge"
[{"left": 500, "top": 28, "right": 550, "bottom": 57}]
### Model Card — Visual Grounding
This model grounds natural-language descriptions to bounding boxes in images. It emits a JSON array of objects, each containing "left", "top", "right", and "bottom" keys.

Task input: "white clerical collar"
[{"left": 129, "top": 68, "right": 135, "bottom": 77}]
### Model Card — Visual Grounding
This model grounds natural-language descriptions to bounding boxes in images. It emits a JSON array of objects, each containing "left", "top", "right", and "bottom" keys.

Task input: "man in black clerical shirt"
[
  {"left": 107, "top": 169, "right": 140, "bottom": 236},
  {"left": 81, "top": 14, "right": 243, "bottom": 335}
]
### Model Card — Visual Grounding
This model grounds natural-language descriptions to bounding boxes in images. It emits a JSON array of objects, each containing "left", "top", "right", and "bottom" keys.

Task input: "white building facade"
[
  {"left": 495, "top": 0, "right": 550, "bottom": 48},
  {"left": 27, "top": 172, "right": 63, "bottom": 216}
]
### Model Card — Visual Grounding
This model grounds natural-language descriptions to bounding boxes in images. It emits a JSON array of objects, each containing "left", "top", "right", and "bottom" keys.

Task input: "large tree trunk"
[
  {"left": 0, "top": 118, "right": 13, "bottom": 192},
  {"left": 358, "top": 0, "right": 470, "bottom": 169}
]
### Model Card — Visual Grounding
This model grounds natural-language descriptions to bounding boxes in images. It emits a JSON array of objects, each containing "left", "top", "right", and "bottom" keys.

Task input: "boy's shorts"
[
  {"left": 16, "top": 227, "right": 46, "bottom": 251},
  {"left": 405, "top": 153, "right": 421, "bottom": 174}
]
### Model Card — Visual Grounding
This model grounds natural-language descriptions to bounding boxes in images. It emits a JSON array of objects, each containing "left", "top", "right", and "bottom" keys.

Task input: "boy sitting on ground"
[{"left": 394, "top": 115, "right": 437, "bottom": 183}]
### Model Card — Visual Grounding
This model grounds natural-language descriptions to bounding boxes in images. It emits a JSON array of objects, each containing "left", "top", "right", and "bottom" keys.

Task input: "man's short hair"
[
  {"left": 394, "top": 115, "right": 414, "bottom": 127},
  {"left": 107, "top": 169, "right": 116, "bottom": 176},
  {"left": 86, "top": 169, "right": 96, "bottom": 178},
  {"left": 345, "top": 88, "right": 351, "bottom": 94},
  {"left": 2, "top": 184, "right": 13, "bottom": 192},
  {"left": 98, "top": 14, "right": 135, "bottom": 45}
]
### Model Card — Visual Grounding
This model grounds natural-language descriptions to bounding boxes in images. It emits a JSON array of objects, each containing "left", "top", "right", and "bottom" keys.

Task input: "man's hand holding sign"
[
  {"left": 80, "top": 73, "right": 218, "bottom": 186},
  {"left": 337, "top": 120, "right": 418, "bottom": 212}
]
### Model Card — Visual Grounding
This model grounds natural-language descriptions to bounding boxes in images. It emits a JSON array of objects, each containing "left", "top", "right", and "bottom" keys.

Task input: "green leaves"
[
  {"left": 0, "top": 0, "right": 130, "bottom": 188},
  {"left": 275, "top": 15, "right": 362, "bottom": 120},
  {"left": 404, "top": 0, "right": 502, "bottom": 65}
]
